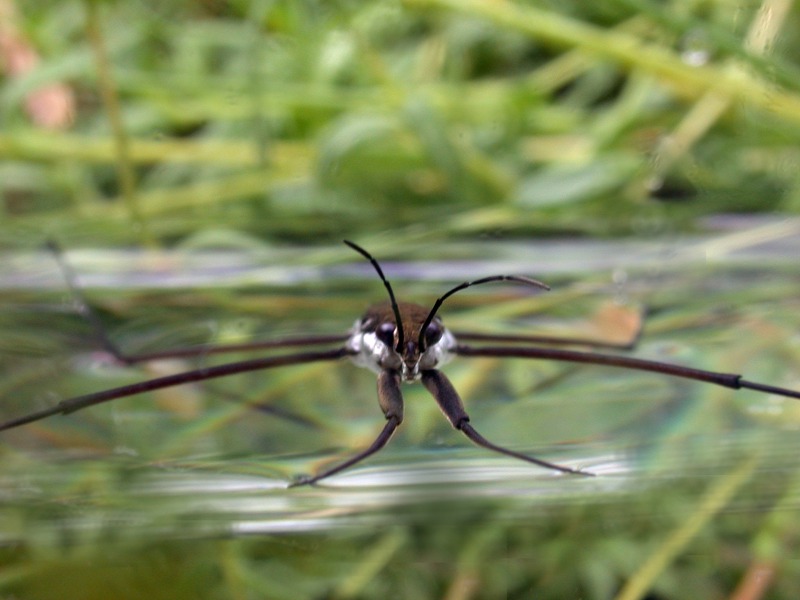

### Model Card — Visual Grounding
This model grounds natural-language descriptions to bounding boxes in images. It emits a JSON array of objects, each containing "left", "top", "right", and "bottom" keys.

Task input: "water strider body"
[{"left": 347, "top": 301, "right": 456, "bottom": 382}]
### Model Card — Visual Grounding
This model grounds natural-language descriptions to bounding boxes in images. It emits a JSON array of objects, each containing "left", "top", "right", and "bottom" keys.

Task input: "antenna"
[
  {"left": 343, "top": 240, "right": 405, "bottom": 353},
  {"left": 418, "top": 275, "right": 550, "bottom": 350}
]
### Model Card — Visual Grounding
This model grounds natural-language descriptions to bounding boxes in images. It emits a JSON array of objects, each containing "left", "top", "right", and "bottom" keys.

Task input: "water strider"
[{"left": 1, "top": 241, "right": 798, "bottom": 486}]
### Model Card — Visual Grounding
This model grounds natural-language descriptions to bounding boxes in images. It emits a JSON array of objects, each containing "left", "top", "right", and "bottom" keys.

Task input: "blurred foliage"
[{"left": 1, "top": 0, "right": 800, "bottom": 250}]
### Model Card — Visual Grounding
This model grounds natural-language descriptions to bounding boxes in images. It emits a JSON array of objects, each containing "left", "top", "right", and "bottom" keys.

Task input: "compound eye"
[
  {"left": 424, "top": 321, "right": 443, "bottom": 347},
  {"left": 376, "top": 322, "right": 396, "bottom": 347}
]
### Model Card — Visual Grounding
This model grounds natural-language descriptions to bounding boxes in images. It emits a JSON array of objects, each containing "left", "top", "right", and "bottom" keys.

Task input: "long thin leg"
[
  {"left": 421, "top": 369, "right": 592, "bottom": 476},
  {"left": 96, "top": 335, "right": 350, "bottom": 364},
  {"left": 47, "top": 240, "right": 347, "bottom": 364},
  {"left": 453, "top": 331, "right": 639, "bottom": 350},
  {"left": 454, "top": 345, "right": 800, "bottom": 400},
  {"left": 0, "top": 347, "right": 350, "bottom": 432},
  {"left": 291, "top": 369, "right": 404, "bottom": 486}
]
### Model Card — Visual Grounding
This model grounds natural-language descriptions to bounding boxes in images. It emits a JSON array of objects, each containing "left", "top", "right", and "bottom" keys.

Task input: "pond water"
[{"left": 0, "top": 227, "right": 798, "bottom": 599}]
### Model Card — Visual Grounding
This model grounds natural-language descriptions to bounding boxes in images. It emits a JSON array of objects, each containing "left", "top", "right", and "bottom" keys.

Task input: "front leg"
[
  {"left": 421, "top": 370, "right": 591, "bottom": 476},
  {"left": 291, "top": 369, "right": 404, "bottom": 486}
]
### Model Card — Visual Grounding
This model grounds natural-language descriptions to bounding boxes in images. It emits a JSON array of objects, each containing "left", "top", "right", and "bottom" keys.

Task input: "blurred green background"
[{"left": 1, "top": 0, "right": 800, "bottom": 599}]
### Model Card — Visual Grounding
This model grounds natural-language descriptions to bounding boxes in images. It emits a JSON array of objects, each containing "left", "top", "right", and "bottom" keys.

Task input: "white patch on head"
[
  {"left": 346, "top": 320, "right": 400, "bottom": 375},
  {"left": 417, "top": 329, "right": 456, "bottom": 372}
]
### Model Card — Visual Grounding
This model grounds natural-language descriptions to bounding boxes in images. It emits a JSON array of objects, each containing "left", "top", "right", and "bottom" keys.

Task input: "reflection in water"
[
  {"left": 1, "top": 452, "right": 636, "bottom": 547},
  {"left": 5, "top": 431, "right": 795, "bottom": 545}
]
